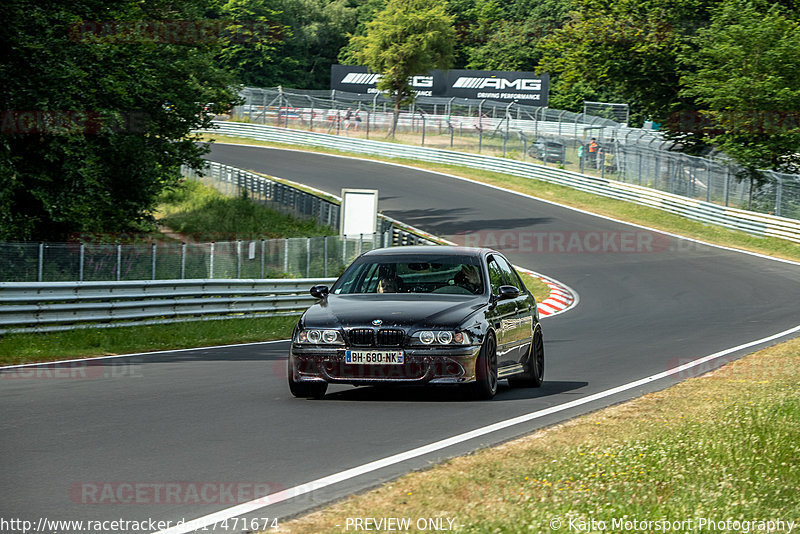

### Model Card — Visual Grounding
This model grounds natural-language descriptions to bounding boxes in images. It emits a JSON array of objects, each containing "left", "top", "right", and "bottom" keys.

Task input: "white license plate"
[{"left": 345, "top": 350, "right": 405, "bottom": 365}]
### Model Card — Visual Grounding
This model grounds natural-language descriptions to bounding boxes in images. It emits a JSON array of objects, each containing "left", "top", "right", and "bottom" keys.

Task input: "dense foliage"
[
  {"left": 538, "top": 0, "right": 800, "bottom": 172},
  {"left": 3, "top": 0, "right": 799, "bottom": 240},
  {"left": 223, "top": 0, "right": 800, "bottom": 172},
  {"left": 679, "top": 1, "right": 800, "bottom": 173},
  {"left": 346, "top": 0, "right": 455, "bottom": 136},
  {"left": 0, "top": 0, "right": 239, "bottom": 241}
]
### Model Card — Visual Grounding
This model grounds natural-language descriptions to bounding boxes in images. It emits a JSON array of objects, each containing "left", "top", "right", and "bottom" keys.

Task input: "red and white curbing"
[{"left": 515, "top": 266, "right": 579, "bottom": 318}]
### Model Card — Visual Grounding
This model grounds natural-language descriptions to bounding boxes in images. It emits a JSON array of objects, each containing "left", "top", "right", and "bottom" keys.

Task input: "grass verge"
[
  {"left": 156, "top": 179, "right": 335, "bottom": 240},
  {"left": 200, "top": 134, "right": 800, "bottom": 263},
  {"left": 276, "top": 336, "right": 800, "bottom": 534},
  {"left": 519, "top": 272, "right": 551, "bottom": 304},
  {"left": 0, "top": 316, "right": 298, "bottom": 366}
]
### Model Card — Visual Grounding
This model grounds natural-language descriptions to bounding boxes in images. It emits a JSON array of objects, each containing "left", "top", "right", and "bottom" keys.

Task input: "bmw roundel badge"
[{"left": 372, "top": 319, "right": 383, "bottom": 326}]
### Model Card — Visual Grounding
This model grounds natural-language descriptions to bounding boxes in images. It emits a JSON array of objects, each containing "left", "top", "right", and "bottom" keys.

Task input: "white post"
[
  {"left": 116, "top": 244, "right": 121, "bottom": 281},
  {"left": 181, "top": 243, "right": 186, "bottom": 279},
  {"left": 209, "top": 242, "right": 215, "bottom": 278},
  {"left": 79, "top": 243, "right": 85, "bottom": 281}
]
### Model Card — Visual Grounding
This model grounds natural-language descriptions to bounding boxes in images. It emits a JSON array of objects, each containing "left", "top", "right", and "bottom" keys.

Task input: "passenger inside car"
[
  {"left": 376, "top": 264, "right": 401, "bottom": 293},
  {"left": 377, "top": 276, "right": 398, "bottom": 293}
]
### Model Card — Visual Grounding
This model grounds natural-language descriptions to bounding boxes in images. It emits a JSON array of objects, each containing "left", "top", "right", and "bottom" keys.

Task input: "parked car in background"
[{"left": 529, "top": 140, "right": 566, "bottom": 163}]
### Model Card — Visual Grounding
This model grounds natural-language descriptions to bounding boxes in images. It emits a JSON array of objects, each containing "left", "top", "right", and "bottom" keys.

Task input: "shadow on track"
[
  {"left": 319, "top": 380, "right": 588, "bottom": 403},
  {"left": 384, "top": 208, "right": 552, "bottom": 235}
]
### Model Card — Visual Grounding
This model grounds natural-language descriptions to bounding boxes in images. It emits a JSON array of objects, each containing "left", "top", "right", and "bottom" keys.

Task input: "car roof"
[{"left": 361, "top": 245, "right": 492, "bottom": 258}]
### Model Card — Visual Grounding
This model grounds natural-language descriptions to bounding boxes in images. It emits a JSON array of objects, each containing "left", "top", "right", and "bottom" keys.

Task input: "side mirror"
[
  {"left": 496, "top": 285, "right": 520, "bottom": 301},
  {"left": 310, "top": 285, "right": 329, "bottom": 299}
]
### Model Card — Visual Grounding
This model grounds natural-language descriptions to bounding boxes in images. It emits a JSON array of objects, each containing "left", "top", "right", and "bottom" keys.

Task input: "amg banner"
[
  {"left": 331, "top": 65, "right": 549, "bottom": 105},
  {"left": 331, "top": 65, "right": 435, "bottom": 97},
  {"left": 442, "top": 69, "right": 549, "bottom": 104}
]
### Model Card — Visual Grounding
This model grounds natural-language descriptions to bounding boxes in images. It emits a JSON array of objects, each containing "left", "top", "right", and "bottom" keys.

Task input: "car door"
[
  {"left": 485, "top": 255, "right": 519, "bottom": 366},
  {"left": 493, "top": 254, "right": 535, "bottom": 364}
]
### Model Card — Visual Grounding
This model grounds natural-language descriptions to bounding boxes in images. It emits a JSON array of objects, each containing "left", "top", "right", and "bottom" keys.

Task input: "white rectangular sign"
[{"left": 340, "top": 188, "right": 378, "bottom": 237}]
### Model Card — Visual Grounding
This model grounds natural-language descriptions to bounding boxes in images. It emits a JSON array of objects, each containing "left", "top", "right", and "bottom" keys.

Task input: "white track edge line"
[{"left": 154, "top": 322, "right": 800, "bottom": 534}]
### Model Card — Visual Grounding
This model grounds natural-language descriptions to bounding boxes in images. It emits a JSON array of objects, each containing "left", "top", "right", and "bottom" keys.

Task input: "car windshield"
[{"left": 332, "top": 255, "right": 484, "bottom": 295}]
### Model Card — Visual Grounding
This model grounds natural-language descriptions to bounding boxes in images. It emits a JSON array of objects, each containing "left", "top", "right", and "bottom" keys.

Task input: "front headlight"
[
  {"left": 295, "top": 329, "right": 344, "bottom": 345},
  {"left": 411, "top": 330, "right": 471, "bottom": 346}
]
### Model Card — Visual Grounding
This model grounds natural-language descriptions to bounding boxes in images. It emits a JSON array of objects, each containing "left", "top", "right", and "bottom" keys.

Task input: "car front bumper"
[{"left": 290, "top": 345, "right": 482, "bottom": 386}]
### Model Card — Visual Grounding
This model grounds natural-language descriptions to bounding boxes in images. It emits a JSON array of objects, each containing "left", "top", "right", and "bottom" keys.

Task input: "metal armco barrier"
[
  {"left": 204, "top": 122, "right": 800, "bottom": 244},
  {"left": 0, "top": 278, "right": 336, "bottom": 334}
]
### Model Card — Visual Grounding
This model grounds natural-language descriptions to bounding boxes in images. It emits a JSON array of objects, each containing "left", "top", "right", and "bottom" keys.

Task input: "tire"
[
  {"left": 466, "top": 334, "right": 498, "bottom": 400},
  {"left": 288, "top": 360, "right": 328, "bottom": 399},
  {"left": 508, "top": 327, "right": 544, "bottom": 388}
]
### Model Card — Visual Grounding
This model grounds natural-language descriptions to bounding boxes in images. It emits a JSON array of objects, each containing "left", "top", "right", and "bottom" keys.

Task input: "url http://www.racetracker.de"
[
  {"left": 0, "top": 516, "right": 279, "bottom": 533},
  {"left": 547, "top": 516, "right": 797, "bottom": 533}
]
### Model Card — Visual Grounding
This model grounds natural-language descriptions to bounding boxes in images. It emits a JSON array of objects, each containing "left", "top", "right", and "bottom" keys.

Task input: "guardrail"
[
  {"left": 204, "top": 122, "right": 800, "bottom": 243},
  {"left": 0, "top": 159, "right": 444, "bottom": 331},
  {"left": 0, "top": 278, "right": 336, "bottom": 334}
]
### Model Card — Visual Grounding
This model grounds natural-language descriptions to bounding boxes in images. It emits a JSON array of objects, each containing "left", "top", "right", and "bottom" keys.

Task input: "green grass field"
[{"left": 156, "top": 179, "right": 335, "bottom": 240}]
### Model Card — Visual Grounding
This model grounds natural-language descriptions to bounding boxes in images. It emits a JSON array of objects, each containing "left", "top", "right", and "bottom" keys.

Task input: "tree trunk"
[{"left": 391, "top": 91, "right": 401, "bottom": 139}]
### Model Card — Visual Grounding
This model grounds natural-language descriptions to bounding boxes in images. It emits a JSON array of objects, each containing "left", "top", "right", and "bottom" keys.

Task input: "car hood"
[{"left": 302, "top": 294, "right": 486, "bottom": 330}]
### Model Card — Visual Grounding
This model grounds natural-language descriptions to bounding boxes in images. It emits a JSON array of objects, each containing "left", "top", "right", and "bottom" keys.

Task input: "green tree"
[
  {"left": 276, "top": 0, "right": 358, "bottom": 89},
  {"left": 538, "top": 0, "right": 717, "bottom": 124},
  {"left": 448, "top": 0, "right": 506, "bottom": 68},
  {"left": 0, "top": 0, "right": 238, "bottom": 241},
  {"left": 216, "top": 0, "right": 291, "bottom": 88},
  {"left": 347, "top": 0, "right": 456, "bottom": 137},
  {"left": 462, "top": 0, "right": 571, "bottom": 72},
  {"left": 679, "top": 1, "right": 800, "bottom": 174}
]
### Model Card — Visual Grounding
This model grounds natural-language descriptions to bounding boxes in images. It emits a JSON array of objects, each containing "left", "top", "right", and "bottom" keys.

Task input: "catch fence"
[{"left": 224, "top": 87, "right": 799, "bottom": 218}]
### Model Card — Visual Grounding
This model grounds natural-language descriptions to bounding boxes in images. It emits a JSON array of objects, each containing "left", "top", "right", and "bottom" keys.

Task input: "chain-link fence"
[
  {"left": 0, "top": 233, "right": 391, "bottom": 282},
  {"left": 224, "top": 86, "right": 800, "bottom": 219},
  {"left": 232, "top": 86, "right": 627, "bottom": 153},
  {"left": 0, "top": 157, "right": 440, "bottom": 282}
]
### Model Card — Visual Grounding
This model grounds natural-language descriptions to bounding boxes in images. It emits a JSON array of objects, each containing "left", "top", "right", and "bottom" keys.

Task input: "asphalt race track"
[{"left": 2, "top": 143, "right": 800, "bottom": 532}]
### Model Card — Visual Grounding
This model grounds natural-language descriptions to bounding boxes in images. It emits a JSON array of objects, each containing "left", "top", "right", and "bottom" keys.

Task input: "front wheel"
[
  {"left": 508, "top": 327, "right": 544, "bottom": 388},
  {"left": 288, "top": 360, "right": 328, "bottom": 399},
  {"left": 466, "top": 334, "right": 498, "bottom": 400}
]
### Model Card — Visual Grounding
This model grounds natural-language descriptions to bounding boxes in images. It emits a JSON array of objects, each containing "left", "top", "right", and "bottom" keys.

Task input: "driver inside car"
[{"left": 454, "top": 264, "right": 481, "bottom": 294}]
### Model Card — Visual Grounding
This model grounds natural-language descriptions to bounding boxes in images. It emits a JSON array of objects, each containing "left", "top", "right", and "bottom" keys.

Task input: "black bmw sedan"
[{"left": 288, "top": 246, "right": 544, "bottom": 400}]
